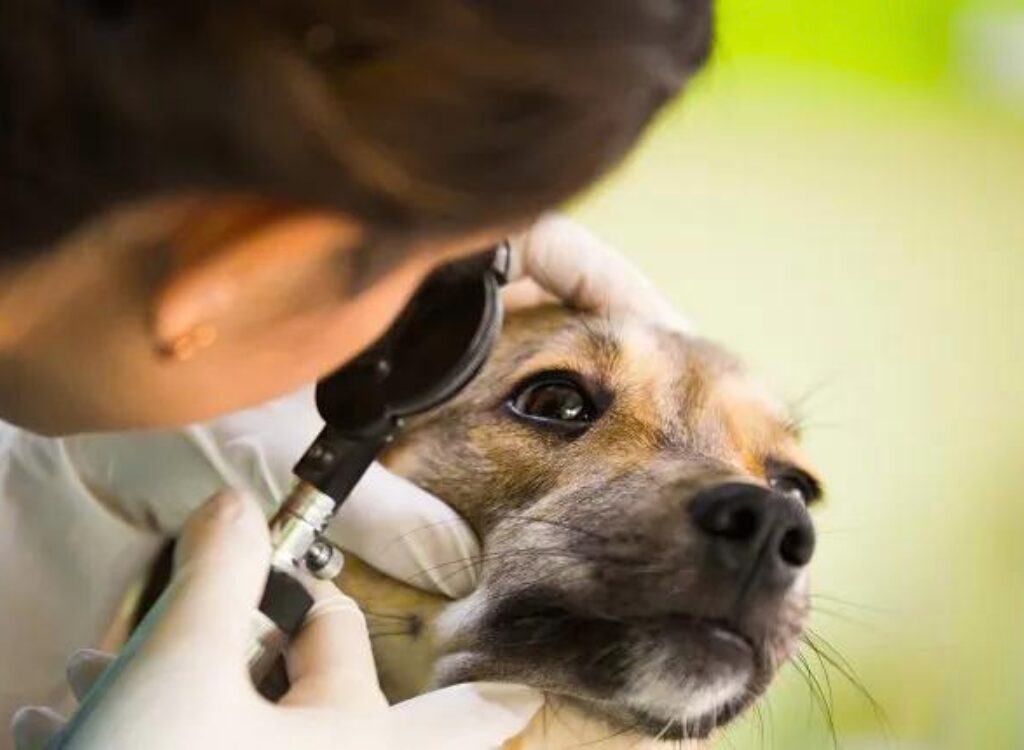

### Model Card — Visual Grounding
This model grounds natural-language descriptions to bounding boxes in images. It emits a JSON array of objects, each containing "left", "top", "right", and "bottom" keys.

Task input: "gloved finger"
[
  {"left": 391, "top": 683, "right": 543, "bottom": 749},
  {"left": 328, "top": 463, "right": 481, "bottom": 599},
  {"left": 11, "top": 705, "right": 65, "bottom": 750},
  {"left": 67, "top": 649, "right": 115, "bottom": 702},
  {"left": 501, "top": 278, "right": 558, "bottom": 312},
  {"left": 509, "top": 214, "right": 693, "bottom": 332},
  {"left": 280, "top": 580, "right": 386, "bottom": 711},
  {"left": 149, "top": 490, "right": 272, "bottom": 672}
]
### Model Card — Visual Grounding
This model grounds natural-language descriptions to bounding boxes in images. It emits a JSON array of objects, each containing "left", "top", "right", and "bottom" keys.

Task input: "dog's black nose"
[{"left": 689, "top": 482, "right": 816, "bottom": 587}]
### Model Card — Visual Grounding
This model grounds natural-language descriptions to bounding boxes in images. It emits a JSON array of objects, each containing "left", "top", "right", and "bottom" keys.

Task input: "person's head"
[{"left": 0, "top": 0, "right": 713, "bottom": 434}]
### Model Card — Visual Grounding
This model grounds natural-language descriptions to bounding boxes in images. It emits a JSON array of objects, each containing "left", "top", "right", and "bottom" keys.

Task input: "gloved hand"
[
  {"left": 507, "top": 214, "right": 693, "bottom": 332},
  {"left": 0, "top": 389, "right": 484, "bottom": 746},
  {"left": 11, "top": 491, "right": 542, "bottom": 750}
]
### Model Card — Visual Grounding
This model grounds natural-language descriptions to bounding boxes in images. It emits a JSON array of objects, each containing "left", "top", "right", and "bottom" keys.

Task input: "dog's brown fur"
[{"left": 337, "top": 302, "right": 820, "bottom": 746}]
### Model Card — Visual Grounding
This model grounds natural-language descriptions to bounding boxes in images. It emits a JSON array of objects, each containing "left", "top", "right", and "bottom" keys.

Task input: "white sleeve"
[
  {"left": 59, "top": 386, "right": 320, "bottom": 534},
  {"left": 0, "top": 425, "right": 160, "bottom": 744}
]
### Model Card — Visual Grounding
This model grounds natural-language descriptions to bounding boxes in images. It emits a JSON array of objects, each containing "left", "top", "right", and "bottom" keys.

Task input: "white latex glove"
[
  {"left": 508, "top": 214, "right": 693, "bottom": 332},
  {"left": 11, "top": 491, "right": 541, "bottom": 750}
]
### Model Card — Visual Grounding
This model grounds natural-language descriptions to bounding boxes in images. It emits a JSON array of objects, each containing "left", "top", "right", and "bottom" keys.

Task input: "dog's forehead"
[
  {"left": 496, "top": 306, "right": 693, "bottom": 381},
  {"left": 496, "top": 307, "right": 778, "bottom": 406},
  {"left": 493, "top": 306, "right": 803, "bottom": 467}
]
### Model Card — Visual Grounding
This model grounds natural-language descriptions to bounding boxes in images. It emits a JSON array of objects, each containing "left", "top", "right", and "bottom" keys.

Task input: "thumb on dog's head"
[{"left": 508, "top": 214, "right": 694, "bottom": 333}]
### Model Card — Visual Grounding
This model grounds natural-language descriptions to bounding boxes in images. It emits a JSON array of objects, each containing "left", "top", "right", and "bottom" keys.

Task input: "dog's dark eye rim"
[
  {"left": 504, "top": 370, "right": 604, "bottom": 435},
  {"left": 766, "top": 461, "right": 822, "bottom": 505}
]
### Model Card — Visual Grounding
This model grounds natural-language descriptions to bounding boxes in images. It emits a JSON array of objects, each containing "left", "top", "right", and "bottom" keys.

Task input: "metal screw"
[
  {"left": 305, "top": 539, "right": 345, "bottom": 580},
  {"left": 306, "top": 444, "right": 336, "bottom": 469}
]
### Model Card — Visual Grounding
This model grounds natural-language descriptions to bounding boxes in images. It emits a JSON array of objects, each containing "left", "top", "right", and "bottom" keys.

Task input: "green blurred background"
[{"left": 570, "top": 1, "right": 1024, "bottom": 748}]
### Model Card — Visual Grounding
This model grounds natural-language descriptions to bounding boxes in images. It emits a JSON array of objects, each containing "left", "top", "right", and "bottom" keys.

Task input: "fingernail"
[
  {"left": 67, "top": 648, "right": 106, "bottom": 674},
  {"left": 11, "top": 706, "right": 64, "bottom": 750},
  {"left": 67, "top": 649, "right": 112, "bottom": 701}
]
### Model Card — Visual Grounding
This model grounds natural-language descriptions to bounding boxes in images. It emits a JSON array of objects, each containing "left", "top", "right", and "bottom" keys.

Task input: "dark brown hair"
[{"left": 0, "top": 0, "right": 712, "bottom": 255}]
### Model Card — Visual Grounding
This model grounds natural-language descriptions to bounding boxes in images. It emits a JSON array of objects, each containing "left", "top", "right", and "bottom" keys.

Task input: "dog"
[{"left": 337, "top": 299, "right": 822, "bottom": 746}]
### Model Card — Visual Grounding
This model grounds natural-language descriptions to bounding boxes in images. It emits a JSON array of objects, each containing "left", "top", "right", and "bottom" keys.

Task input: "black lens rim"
[{"left": 314, "top": 246, "right": 505, "bottom": 436}]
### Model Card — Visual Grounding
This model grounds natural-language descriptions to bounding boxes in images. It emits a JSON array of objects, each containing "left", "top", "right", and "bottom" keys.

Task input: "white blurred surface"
[{"left": 954, "top": 9, "right": 1024, "bottom": 109}]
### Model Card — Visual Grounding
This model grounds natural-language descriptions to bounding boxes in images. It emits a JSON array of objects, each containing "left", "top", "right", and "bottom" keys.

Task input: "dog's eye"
[
  {"left": 508, "top": 376, "right": 597, "bottom": 433},
  {"left": 513, "top": 381, "right": 591, "bottom": 422}
]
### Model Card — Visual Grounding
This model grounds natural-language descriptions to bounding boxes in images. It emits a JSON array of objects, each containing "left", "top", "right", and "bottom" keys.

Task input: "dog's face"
[{"left": 383, "top": 304, "right": 821, "bottom": 740}]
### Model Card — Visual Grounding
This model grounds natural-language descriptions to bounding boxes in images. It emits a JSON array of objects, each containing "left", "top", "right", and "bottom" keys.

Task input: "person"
[
  {"left": 5, "top": 219, "right": 693, "bottom": 750},
  {"left": 0, "top": 1, "right": 712, "bottom": 747}
]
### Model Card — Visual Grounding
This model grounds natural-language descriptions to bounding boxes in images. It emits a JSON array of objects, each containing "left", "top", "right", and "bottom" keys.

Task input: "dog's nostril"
[
  {"left": 779, "top": 523, "right": 815, "bottom": 567},
  {"left": 716, "top": 505, "right": 759, "bottom": 541},
  {"left": 689, "top": 483, "right": 770, "bottom": 543},
  {"left": 690, "top": 482, "right": 817, "bottom": 580}
]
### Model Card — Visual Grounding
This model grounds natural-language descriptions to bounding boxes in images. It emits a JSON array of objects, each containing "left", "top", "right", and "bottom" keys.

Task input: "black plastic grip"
[
  {"left": 259, "top": 568, "right": 314, "bottom": 638},
  {"left": 254, "top": 568, "right": 314, "bottom": 700},
  {"left": 293, "top": 426, "right": 387, "bottom": 505}
]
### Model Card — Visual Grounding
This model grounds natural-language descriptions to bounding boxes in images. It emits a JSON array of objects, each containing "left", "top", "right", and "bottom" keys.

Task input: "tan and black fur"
[{"left": 339, "top": 302, "right": 821, "bottom": 746}]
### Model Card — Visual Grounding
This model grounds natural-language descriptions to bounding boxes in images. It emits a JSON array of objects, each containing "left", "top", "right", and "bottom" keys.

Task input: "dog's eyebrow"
[{"left": 579, "top": 319, "right": 622, "bottom": 374}]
